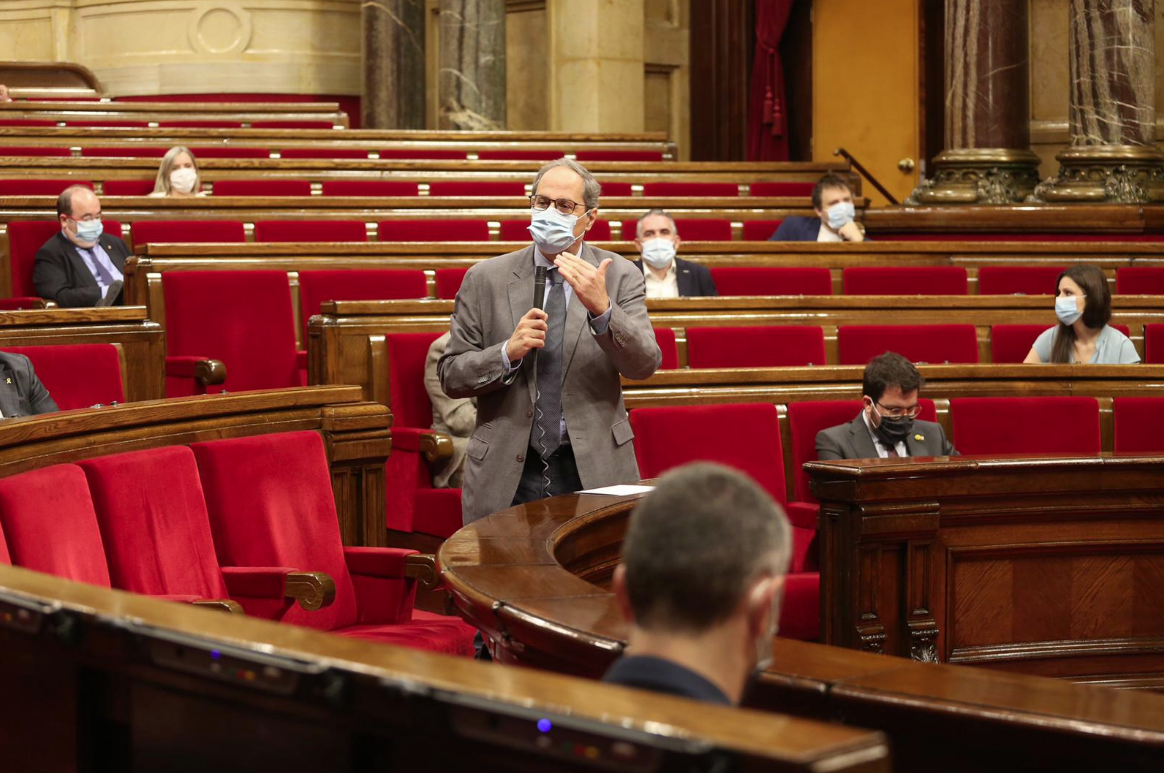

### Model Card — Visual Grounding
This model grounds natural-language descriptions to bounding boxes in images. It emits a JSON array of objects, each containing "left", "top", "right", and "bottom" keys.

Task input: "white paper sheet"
[{"left": 577, "top": 484, "right": 655, "bottom": 496}]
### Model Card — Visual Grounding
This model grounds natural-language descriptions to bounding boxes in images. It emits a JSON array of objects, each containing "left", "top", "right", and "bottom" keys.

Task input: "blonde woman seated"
[
  {"left": 1023, "top": 264, "right": 1139, "bottom": 364},
  {"left": 149, "top": 146, "right": 207, "bottom": 197}
]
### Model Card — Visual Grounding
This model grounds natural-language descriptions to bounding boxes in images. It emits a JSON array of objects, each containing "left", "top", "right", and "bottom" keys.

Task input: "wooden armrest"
[
  {"left": 195, "top": 359, "right": 227, "bottom": 387},
  {"left": 419, "top": 431, "right": 455, "bottom": 463},
  {"left": 284, "top": 571, "right": 336, "bottom": 612},
  {"left": 404, "top": 553, "right": 440, "bottom": 591},
  {"left": 192, "top": 599, "right": 244, "bottom": 614}
]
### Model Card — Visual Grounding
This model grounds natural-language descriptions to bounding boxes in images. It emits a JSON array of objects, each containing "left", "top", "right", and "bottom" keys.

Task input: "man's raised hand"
[{"left": 555, "top": 252, "right": 612, "bottom": 316}]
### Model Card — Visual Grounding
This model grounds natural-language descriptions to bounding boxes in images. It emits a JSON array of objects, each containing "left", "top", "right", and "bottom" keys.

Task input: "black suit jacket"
[
  {"left": 816, "top": 414, "right": 958, "bottom": 460},
  {"left": 631, "top": 257, "right": 718, "bottom": 297},
  {"left": 603, "top": 655, "right": 731, "bottom": 705},
  {"left": 0, "top": 352, "right": 58, "bottom": 417},
  {"left": 33, "top": 231, "right": 130, "bottom": 307}
]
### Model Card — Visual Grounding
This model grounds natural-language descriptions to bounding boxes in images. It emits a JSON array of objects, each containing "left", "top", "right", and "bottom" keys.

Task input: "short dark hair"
[
  {"left": 1050, "top": 264, "right": 1112, "bottom": 363},
  {"left": 862, "top": 352, "right": 924, "bottom": 403},
  {"left": 621, "top": 463, "right": 791, "bottom": 634},
  {"left": 812, "top": 173, "right": 853, "bottom": 210},
  {"left": 56, "top": 185, "right": 91, "bottom": 218}
]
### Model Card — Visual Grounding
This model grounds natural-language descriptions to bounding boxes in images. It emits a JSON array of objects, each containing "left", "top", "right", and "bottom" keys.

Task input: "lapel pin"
[
  {"left": 5, "top": 378, "right": 11, "bottom": 385},
  {"left": 914, "top": 433, "right": 924, "bottom": 441}
]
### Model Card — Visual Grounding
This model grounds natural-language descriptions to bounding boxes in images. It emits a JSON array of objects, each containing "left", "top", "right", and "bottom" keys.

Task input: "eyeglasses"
[
  {"left": 530, "top": 194, "right": 582, "bottom": 215},
  {"left": 875, "top": 401, "right": 921, "bottom": 419}
]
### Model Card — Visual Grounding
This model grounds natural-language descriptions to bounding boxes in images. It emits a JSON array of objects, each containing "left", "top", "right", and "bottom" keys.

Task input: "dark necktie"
[
  {"left": 533, "top": 269, "right": 565, "bottom": 458},
  {"left": 885, "top": 447, "right": 899, "bottom": 458},
  {"left": 84, "top": 247, "right": 116, "bottom": 286}
]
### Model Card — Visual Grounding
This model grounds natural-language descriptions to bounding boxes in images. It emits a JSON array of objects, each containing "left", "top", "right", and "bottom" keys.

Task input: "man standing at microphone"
[{"left": 439, "top": 158, "right": 661, "bottom": 525}]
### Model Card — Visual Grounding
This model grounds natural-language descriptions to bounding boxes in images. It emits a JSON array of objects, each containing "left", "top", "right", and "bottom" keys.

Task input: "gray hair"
[
  {"left": 636, "top": 208, "right": 678, "bottom": 238},
  {"left": 531, "top": 157, "right": 601, "bottom": 210}
]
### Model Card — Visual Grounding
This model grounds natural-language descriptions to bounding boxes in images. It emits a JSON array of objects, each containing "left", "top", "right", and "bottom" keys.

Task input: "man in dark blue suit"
[
  {"left": 603, "top": 463, "right": 791, "bottom": 705},
  {"left": 769, "top": 173, "right": 867, "bottom": 242}
]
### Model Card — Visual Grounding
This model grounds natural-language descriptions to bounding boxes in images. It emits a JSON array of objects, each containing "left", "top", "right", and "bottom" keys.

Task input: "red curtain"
[{"left": 747, "top": 0, "right": 796, "bottom": 161}]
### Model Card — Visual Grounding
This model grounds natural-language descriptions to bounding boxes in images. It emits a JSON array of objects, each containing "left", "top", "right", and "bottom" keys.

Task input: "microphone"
[{"left": 533, "top": 265, "right": 548, "bottom": 310}]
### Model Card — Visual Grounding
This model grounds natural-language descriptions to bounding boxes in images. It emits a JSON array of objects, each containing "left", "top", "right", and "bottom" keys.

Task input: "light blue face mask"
[
  {"left": 528, "top": 206, "right": 590, "bottom": 254},
  {"left": 70, "top": 217, "right": 103, "bottom": 244},
  {"left": 826, "top": 201, "right": 855, "bottom": 230},
  {"left": 1055, "top": 295, "right": 1084, "bottom": 325}
]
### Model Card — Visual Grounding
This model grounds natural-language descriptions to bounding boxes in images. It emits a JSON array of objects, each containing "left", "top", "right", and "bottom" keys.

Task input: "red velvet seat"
[
  {"left": 0, "top": 120, "right": 57, "bottom": 128},
  {"left": 131, "top": 220, "right": 246, "bottom": 246},
  {"left": 0, "top": 179, "right": 92, "bottom": 196},
  {"left": 950, "top": 397, "right": 1101, "bottom": 455},
  {"left": 1, "top": 344, "right": 124, "bottom": 410},
  {"left": 191, "top": 431, "right": 474, "bottom": 653},
  {"left": 1147, "top": 325, "right": 1164, "bottom": 363},
  {"left": 212, "top": 179, "right": 312, "bottom": 197},
  {"left": 320, "top": 180, "right": 420, "bottom": 197},
  {"left": 435, "top": 268, "right": 469, "bottom": 299},
  {"left": 842, "top": 267, "right": 968, "bottom": 295},
  {"left": 67, "top": 121, "right": 150, "bottom": 128},
  {"left": 641, "top": 182, "right": 739, "bottom": 197},
  {"left": 1116, "top": 267, "right": 1164, "bottom": 294},
  {"left": 81, "top": 147, "right": 168, "bottom": 158},
  {"left": 156, "top": 121, "right": 243, "bottom": 129},
  {"left": 621, "top": 219, "right": 731, "bottom": 241},
  {"left": 0, "top": 298, "right": 45, "bottom": 310},
  {"left": 1113, "top": 398, "right": 1164, "bottom": 453},
  {"left": 476, "top": 149, "right": 562, "bottom": 161},
  {"left": 977, "top": 266, "right": 1065, "bottom": 295},
  {"left": 102, "top": 179, "right": 156, "bottom": 196},
  {"left": 990, "top": 324, "right": 1046, "bottom": 363},
  {"left": 749, "top": 182, "right": 815, "bottom": 197},
  {"left": 599, "top": 182, "right": 634, "bottom": 196},
  {"left": 686, "top": 326, "right": 826, "bottom": 368},
  {"left": 629, "top": 403, "right": 819, "bottom": 640},
  {"left": 253, "top": 220, "right": 367, "bottom": 243},
  {"left": 378, "top": 220, "right": 489, "bottom": 242},
  {"left": 250, "top": 120, "right": 337, "bottom": 129},
  {"left": 838, "top": 325, "right": 979, "bottom": 365},
  {"left": 654, "top": 327, "right": 679, "bottom": 370},
  {"left": 10, "top": 219, "right": 122, "bottom": 298},
  {"left": 0, "top": 146, "right": 71, "bottom": 157},
  {"left": 190, "top": 147, "right": 270, "bottom": 159},
  {"left": 575, "top": 150, "right": 664, "bottom": 162},
  {"left": 743, "top": 220, "right": 784, "bottom": 240},
  {"left": 385, "top": 332, "right": 465, "bottom": 539},
  {"left": 279, "top": 148, "right": 372, "bottom": 159},
  {"left": 162, "top": 270, "right": 300, "bottom": 396},
  {"left": 379, "top": 149, "right": 467, "bottom": 160},
  {"left": 707, "top": 267, "right": 832, "bottom": 296},
  {"left": 498, "top": 219, "right": 612, "bottom": 242},
  {"left": 299, "top": 269, "right": 428, "bottom": 339},
  {"left": 428, "top": 181, "right": 526, "bottom": 197}
]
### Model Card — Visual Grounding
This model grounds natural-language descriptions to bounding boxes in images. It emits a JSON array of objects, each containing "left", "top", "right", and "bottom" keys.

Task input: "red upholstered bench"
[
  {"left": 428, "top": 181, "right": 526, "bottom": 197},
  {"left": 1147, "top": 324, "right": 1164, "bottom": 363},
  {"left": 742, "top": 220, "right": 783, "bottom": 241},
  {"left": 279, "top": 148, "right": 373, "bottom": 159},
  {"left": 575, "top": 150, "right": 664, "bottom": 162},
  {"left": 253, "top": 220, "right": 367, "bottom": 243},
  {"left": 131, "top": 220, "right": 245, "bottom": 246},
  {"left": 992, "top": 323, "right": 1132, "bottom": 364},
  {"left": 102, "top": 179, "right": 156, "bottom": 196},
  {"left": 977, "top": 266, "right": 1065, "bottom": 295},
  {"left": 749, "top": 182, "right": 815, "bottom": 197},
  {"left": 708, "top": 267, "right": 832, "bottom": 296},
  {"left": 190, "top": 147, "right": 270, "bottom": 159},
  {"left": 435, "top": 267, "right": 469, "bottom": 299},
  {"left": 1, "top": 344, "right": 124, "bottom": 410},
  {"left": 951, "top": 397, "right": 1101, "bottom": 455},
  {"left": 686, "top": 326, "right": 826, "bottom": 368},
  {"left": 379, "top": 149, "right": 467, "bottom": 160},
  {"left": 81, "top": 147, "right": 167, "bottom": 158},
  {"left": 1116, "top": 267, "right": 1164, "bottom": 294},
  {"left": 476, "top": 149, "right": 562, "bottom": 161},
  {"left": 1113, "top": 398, "right": 1164, "bottom": 453},
  {"left": 838, "top": 324, "right": 979, "bottom": 365},
  {"left": 0, "top": 146, "right": 71, "bottom": 156},
  {"left": 641, "top": 182, "right": 739, "bottom": 197},
  {"left": 212, "top": 179, "right": 311, "bottom": 197},
  {"left": 192, "top": 431, "right": 474, "bottom": 654},
  {"left": 630, "top": 403, "right": 820, "bottom": 641},
  {"left": 0, "top": 179, "right": 90, "bottom": 195},
  {"left": 156, "top": 121, "right": 243, "bottom": 129},
  {"left": 654, "top": 327, "right": 679, "bottom": 370},
  {"left": 621, "top": 219, "right": 732, "bottom": 241},
  {"left": 299, "top": 269, "right": 428, "bottom": 339},
  {"left": 250, "top": 120, "right": 336, "bottom": 129},
  {"left": 378, "top": 219, "right": 489, "bottom": 241},
  {"left": 321, "top": 180, "right": 420, "bottom": 197},
  {"left": 843, "top": 266, "right": 968, "bottom": 295}
]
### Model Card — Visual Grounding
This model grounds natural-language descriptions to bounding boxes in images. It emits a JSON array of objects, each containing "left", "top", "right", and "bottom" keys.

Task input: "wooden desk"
[
  {"left": 0, "top": 306, "right": 164, "bottom": 402},
  {"left": 439, "top": 492, "right": 1164, "bottom": 771},
  {"left": 863, "top": 203, "right": 1164, "bottom": 236}
]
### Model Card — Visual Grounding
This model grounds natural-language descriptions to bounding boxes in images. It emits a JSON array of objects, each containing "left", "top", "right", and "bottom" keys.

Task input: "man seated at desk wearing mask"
[
  {"left": 630, "top": 209, "right": 717, "bottom": 298},
  {"left": 605, "top": 462, "right": 791, "bottom": 706},
  {"left": 768, "top": 172, "right": 866, "bottom": 242},
  {"left": 816, "top": 352, "right": 957, "bottom": 460}
]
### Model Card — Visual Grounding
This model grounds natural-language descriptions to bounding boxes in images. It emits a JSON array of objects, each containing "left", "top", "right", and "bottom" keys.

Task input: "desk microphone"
[{"left": 533, "top": 265, "right": 548, "bottom": 310}]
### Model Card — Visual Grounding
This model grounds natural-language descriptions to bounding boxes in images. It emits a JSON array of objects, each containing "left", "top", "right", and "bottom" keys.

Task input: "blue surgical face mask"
[
  {"left": 640, "top": 237, "right": 676, "bottom": 269},
  {"left": 528, "top": 206, "right": 589, "bottom": 254},
  {"left": 1055, "top": 295, "right": 1084, "bottom": 326},
  {"left": 826, "top": 201, "right": 855, "bottom": 230},
  {"left": 69, "top": 217, "right": 103, "bottom": 244}
]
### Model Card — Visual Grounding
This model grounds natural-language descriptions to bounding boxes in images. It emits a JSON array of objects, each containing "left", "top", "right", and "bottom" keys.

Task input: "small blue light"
[
  {"left": 536, "top": 719, "right": 552, "bottom": 733},
  {"left": 210, "top": 649, "right": 221, "bottom": 660}
]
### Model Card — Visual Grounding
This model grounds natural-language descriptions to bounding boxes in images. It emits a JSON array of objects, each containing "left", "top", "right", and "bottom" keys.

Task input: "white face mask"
[
  {"left": 640, "top": 238, "right": 676, "bottom": 270},
  {"left": 170, "top": 167, "right": 197, "bottom": 194},
  {"left": 826, "top": 201, "right": 855, "bottom": 230},
  {"left": 528, "top": 206, "right": 589, "bottom": 254}
]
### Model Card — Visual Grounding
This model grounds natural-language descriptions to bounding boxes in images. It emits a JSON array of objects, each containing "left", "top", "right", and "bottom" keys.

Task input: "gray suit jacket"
[
  {"left": 425, "top": 332, "right": 475, "bottom": 489},
  {"left": 816, "top": 414, "right": 958, "bottom": 461},
  {"left": 439, "top": 242, "right": 661, "bottom": 523},
  {"left": 0, "top": 352, "right": 59, "bottom": 418}
]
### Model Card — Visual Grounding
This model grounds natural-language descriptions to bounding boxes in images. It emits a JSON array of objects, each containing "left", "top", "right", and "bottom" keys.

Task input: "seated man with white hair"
[{"left": 631, "top": 209, "right": 717, "bottom": 299}]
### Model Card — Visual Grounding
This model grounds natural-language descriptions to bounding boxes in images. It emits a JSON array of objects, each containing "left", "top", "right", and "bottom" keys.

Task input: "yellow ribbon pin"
[
  {"left": 914, "top": 434, "right": 924, "bottom": 441},
  {"left": 4, "top": 378, "right": 11, "bottom": 385}
]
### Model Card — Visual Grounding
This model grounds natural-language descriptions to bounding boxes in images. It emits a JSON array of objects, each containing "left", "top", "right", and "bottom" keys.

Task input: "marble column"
[
  {"left": 1033, "top": 0, "right": 1164, "bottom": 202},
  {"left": 908, "top": 0, "right": 1041, "bottom": 205},
  {"left": 439, "top": 0, "right": 506, "bottom": 130},
  {"left": 362, "top": 0, "right": 426, "bottom": 130}
]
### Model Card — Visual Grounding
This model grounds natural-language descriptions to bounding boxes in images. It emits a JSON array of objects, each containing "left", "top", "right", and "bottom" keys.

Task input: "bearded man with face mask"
[
  {"left": 631, "top": 209, "right": 717, "bottom": 298},
  {"left": 439, "top": 158, "right": 661, "bottom": 526},
  {"left": 768, "top": 172, "right": 867, "bottom": 242},
  {"left": 816, "top": 352, "right": 957, "bottom": 460},
  {"left": 33, "top": 185, "right": 129, "bottom": 307},
  {"left": 605, "top": 463, "right": 791, "bottom": 706}
]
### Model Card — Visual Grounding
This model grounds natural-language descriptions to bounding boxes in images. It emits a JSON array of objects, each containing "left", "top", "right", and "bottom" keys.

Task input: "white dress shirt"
[{"left": 643, "top": 261, "right": 680, "bottom": 299}]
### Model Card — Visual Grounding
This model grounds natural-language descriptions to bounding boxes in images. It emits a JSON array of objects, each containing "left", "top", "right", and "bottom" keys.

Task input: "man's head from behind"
[
  {"left": 57, "top": 185, "right": 102, "bottom": 248},
  {"left": 634, "top": 209, "right": 681, "bottom": 272},
  {"left": 613, "top": 463, "right": 791, "bottom": 697},
  {"left": 862, "top": 351, "right": 924, "bottom": 430}
]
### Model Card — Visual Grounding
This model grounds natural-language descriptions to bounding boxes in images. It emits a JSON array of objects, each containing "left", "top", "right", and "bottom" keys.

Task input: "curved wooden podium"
[{"left": 439, "top": 487, "right": 1164, "bottom": 771}]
